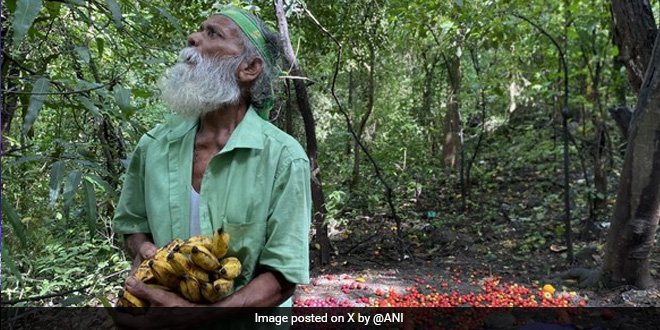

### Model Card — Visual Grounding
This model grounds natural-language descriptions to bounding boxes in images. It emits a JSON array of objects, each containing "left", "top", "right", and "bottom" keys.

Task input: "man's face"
[
  {"left": 187, "top": 15, "right": 245, "bottom": 61},
  {"left": 158, "top": 16, "right": 247, "bottom": 118}
]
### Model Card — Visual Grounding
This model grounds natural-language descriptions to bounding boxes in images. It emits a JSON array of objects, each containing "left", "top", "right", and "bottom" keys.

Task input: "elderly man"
[{"left": 113, "top": 8, "right": 311, "bottom": 328}]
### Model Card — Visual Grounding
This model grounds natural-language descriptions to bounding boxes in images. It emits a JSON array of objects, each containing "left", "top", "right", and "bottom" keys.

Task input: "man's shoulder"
[
  {"left": 260, "top": 121, "right": 308, "bottom": 162},
  {"left": 137, "top": 116, "right": 195, "bottom": 146},
  {"left": 143, "top": 123, "right": 169, "bottom": 141}
]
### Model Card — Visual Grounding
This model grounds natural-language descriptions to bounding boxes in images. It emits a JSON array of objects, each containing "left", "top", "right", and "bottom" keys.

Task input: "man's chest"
[
  {"left": 192, "top": 144, "right": 223, "bottom": 192},
  {"left": 143, "top": 139, "right": 276, "bottom": 229}
]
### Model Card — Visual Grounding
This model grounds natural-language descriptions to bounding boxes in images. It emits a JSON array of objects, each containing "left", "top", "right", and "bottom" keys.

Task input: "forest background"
[{"left": 1, "top": 0, "right": 659, "bottom": 310}]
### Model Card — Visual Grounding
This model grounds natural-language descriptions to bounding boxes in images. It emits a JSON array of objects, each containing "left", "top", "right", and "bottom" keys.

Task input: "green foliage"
[
  {"left": 12, "top": 0, "right": 43, "bottom": 45},
  {"left": 1, "top": 195, "right": 27, "bottom": 247},
  {"left": 82, "top": 180, "right": 98, "bottom": 235},
  {"left": 1, "top": 241, "right": 23, "bottom": 285},
  {"left": 105, "top": 0, "right": 124, "bottom": 29},
  {"left": 0, "top": 0, "right": 638, "bottom": 305},
  {"left": 22, "top": 77, "right": 50, "bottom": 135},
  {"left": 12, "top": 237, "right": 128, "bottom": 304},
  {"left": 48, "top": 160, "right": 65, "bottom": 207}
]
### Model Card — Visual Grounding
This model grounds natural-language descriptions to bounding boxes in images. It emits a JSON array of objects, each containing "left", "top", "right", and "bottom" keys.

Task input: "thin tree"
[{"left": 274, "top": 0, "right": 332, "bottom": 265}]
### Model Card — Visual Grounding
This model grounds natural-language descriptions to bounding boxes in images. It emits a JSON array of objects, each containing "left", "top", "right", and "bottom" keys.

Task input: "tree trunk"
[
  {"left": 442, "top": 54, "right": 462, "bottom": 172},
  {"left": 345, "top": 70, "right": 354, "bottom": 156},
  {"left": 610, "top": 0, "right": 657, "bottom": 92},
  {"left": 275, "top": 0, "right": 331, "bottom": 265},
  {"left": 421, "top": 51, "right": 439, "bottom": 156},
  {"left": 350, "top": 44, "right": 376, "bottom": 189},
  {"left": 602, "top": 30, "right": 660, "bottom": 289},
  {"left": 582, "top": 45, "right": 608, "bottom": 231}
]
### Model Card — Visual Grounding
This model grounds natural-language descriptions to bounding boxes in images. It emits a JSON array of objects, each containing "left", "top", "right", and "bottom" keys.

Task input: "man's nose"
[{"left": 187, "top": 32, "right": 201, "bottom": 47}]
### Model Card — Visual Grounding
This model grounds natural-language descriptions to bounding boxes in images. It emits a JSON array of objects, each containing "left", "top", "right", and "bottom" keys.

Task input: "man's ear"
[{"left": 237, "top": 57, "right": 263, "bottom": 84}]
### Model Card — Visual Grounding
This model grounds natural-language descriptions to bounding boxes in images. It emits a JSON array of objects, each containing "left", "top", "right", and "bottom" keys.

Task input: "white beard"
[{"left": 158, "top": 47, "right": 243, "bottom": 118}]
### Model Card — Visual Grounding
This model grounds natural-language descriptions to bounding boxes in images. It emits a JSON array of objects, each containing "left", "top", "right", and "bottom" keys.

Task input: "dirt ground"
[{"left": 295, "top": 210, "right": 659, "bottom": 308}]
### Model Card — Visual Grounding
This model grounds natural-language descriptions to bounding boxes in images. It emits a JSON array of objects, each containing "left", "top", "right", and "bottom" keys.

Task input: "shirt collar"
[
  {"left": 219, "top": 106, "right": 265, "bottom": 153},
  {"left": 164, "top": 106, "right": 265, "bottom": 151}
]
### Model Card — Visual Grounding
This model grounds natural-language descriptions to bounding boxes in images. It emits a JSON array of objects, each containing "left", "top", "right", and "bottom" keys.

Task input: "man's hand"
[
  {"left": 114, "top": 271, "right": 293, "bottom": 329},
  {"left": 128, "top": 241, "right": 157, "bottom": 276},
  {"left": 115, "top": 277, "right": 200, "bottom": 330},
  {"left": 125, "top": 234, "right": 157, "bottom": 277}
]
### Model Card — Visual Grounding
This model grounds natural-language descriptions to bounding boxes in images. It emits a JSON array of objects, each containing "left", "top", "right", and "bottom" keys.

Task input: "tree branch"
[{"left": 1, "top": 50, "right": 37, "bottom": 75}]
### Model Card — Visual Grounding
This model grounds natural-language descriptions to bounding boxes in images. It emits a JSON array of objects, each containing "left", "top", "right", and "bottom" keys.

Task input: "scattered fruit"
[
  {"left": 542, "top": 284, "right": 556, "bottom": 295},
  {"left": 295, "top": 272, "right": 580, "bottom": 308}
]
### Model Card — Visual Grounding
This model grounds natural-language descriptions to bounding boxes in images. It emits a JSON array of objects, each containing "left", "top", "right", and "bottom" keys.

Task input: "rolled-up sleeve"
[
  {"left": 113, "top": 139, "right": 150, "bottom": 235},
  {"left": 259, "top": 157, "right": 312, "bottom": 285}
]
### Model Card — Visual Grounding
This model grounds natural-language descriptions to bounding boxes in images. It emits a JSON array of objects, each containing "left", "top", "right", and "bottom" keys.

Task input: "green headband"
[{"left": 218, "top": 8, "right": 274, "bottom": 120}]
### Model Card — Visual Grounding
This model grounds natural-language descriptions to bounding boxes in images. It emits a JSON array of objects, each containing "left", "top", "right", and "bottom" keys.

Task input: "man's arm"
[
  {"left": 118, "top": 270, "right": 294, "bottom": 330},
  {"left": 125, "top": 269, "right": 293, "bottom": 308},
  {"left": 215, "top": 270, "right": 295, "bottom": 307},
  {"left": 113, "top": 140, "right": 155, "bottom": 275}
]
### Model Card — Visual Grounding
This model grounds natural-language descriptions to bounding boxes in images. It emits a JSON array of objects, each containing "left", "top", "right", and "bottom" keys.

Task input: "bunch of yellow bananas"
[{"left": 117, "top": 228, "right": 241, "bottom": 312}]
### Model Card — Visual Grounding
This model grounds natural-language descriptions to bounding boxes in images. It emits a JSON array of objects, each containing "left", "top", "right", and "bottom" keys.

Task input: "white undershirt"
[{"left": 190, "top": 187, "right": 201, "bottom": 236}]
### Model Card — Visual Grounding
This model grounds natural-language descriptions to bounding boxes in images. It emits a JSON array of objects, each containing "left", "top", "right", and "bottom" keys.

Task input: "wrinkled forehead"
[{"left": 202, "top": 14, "right": 243, "bottom": 39}]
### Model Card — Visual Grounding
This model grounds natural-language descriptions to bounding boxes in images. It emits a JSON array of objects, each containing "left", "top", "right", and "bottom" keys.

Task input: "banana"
[
  {"left": 189, "top": 234, "right": 213, "bottom": 248},
  {"left": 118, "top": 288, "right": 147, "bottom": 307},
  {"left": 213, "top": 278, "right": 234, "bottom": 297},
  {"left": 118, "top": 288, "right": 148, "bottom": 314},
  {"left": 190, "top": 245, "right": 220, "bottom": 271},
  {"left": 217, "top": 257, "right": 242, "bottom": 280},
  {"left": 179, "top": 275, "right": 203, "bottom": 303},
  {"left": 148, "top": 259, "right": 180, "bottom": 289},
  {"left": 179, "top": 235, "right": 213, "bottom": 254},
  {"left": 200, "top": 281, "right": 220, "bottom": 303},
  {"left": 200, "top": 282, "right": 223, "bottom": 303},
  {"left": 188, "top": 264, "right": 212, "bottom": 283},
  {"left": 166, "top": 251, "right": 193, "bottom": 276},
  {"left": 211, "top": 228, "right": 230, "bottom": 259},
  {"left": 134, "top": 264, "right": 154, "bottom": 282},
  {"left": 166, "top": 251, "right": 211, "bottom": 283},
  {"left": 154, "top": 238, "right": 185, "bottom": 261},
  {"left": 168, "top": 238, "right": 185, "bottom": 250}
]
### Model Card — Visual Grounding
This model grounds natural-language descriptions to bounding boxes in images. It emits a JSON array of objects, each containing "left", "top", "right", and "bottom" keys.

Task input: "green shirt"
[{"left": 113, "top": 107, "right": 312, "bottom": 304}]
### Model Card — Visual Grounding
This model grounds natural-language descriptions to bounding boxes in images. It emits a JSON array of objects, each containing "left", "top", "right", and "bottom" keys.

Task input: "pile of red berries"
[{"left": 294, "top": 270, "right": 585, "bottom": 308}]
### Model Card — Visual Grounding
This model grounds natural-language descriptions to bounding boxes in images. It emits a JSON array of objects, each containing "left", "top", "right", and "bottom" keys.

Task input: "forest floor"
[
  {"left": 299, "top": 224, "right": 659, "bottom": 308},
  {"left": 295, "top": 138, "right": 660, "bottom": 318},
  {"left": 294, "top": 199, "right": 659, "bottom": 328},
  {"left": 294, "top": 119, "right": 660, "bottom": 313}
]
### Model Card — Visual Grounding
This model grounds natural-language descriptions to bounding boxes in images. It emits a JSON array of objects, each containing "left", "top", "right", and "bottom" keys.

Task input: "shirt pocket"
[{"left": 222, "top": 220, "right": 266, "bottom": 290}]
